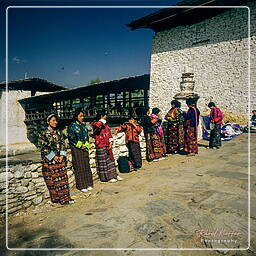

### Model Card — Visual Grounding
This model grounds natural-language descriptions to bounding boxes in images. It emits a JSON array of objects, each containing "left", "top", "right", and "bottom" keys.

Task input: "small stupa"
[
  {"left": 174, "top": 70, "right": 202, "bottom": 140},
  {"left": 174, "top": 72, "right": 199, "bottom": 110}
]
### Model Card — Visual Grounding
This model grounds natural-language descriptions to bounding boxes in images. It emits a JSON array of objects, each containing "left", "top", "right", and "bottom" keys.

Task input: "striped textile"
[
  {"left": 42, "top": 160, "right": 72, "bottom": 205},
  {"left": 95, "top": 147, "right": 118, "bottom": 182},
  {"left": 167, "top": 123, "right": 185, "bottom": 153},
  {"left": 159, "top": 134, "right": 167, "bottom": 155},
  {"left": 145, "top": 133, "right": 163, "bottom": 161},
  {"left": 71, "top": 146, "right": 93, "bottom": 190},
  {"left": 178, "top": 125, "right": 185, "bottom": 149},
  {"left": 127, "top": 141, "right": 142, "bottom": 169},
  {"left": 184, "top": 125, "right": 198, "bottom": 154},
  {"left": 167, "top": 122, "right": 179, "bottom": 153}
]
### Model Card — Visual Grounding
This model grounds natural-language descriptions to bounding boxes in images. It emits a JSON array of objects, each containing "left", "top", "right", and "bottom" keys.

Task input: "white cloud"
[
  {"left": 73, "top": 70, "right": 80, "bottom": 76},
  {"left": 12, "top": 56, "right": 26, "bottom": 64},
  {"left": 12, "top": 56, "right": 21, "bottom": 64}
]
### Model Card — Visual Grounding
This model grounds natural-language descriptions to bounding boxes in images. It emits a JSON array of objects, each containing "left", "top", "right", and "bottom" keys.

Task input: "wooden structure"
[
  {"left": 126, "top": 0, "right": 249, "bottom": 32},
  {"left": 0, "top": 77, "right": 66, "bottom": 96},
  {"left": 19, "top": 74, "right": 150, "bottom": 125}
]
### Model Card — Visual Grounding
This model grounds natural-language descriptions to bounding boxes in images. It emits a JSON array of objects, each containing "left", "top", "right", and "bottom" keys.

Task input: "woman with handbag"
[
  {"left": 208, "top": 102, "right": 224, "bottom": 149},
  {"left": 38, "top": 114, "right": 74, "bottom": 205},
  {"left": 114, "top": 116, "right": 143, "bottom": 170},
  {"left": 68, "top": 109, "right": 93, "bottom": 192}
]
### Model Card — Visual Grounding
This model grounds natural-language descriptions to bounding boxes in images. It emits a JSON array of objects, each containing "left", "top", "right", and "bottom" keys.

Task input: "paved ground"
[{"left": 0, "top": 133, "right": 255, "bottom": 256}]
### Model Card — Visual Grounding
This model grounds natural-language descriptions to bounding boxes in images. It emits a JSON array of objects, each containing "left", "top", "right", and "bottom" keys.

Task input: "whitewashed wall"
[
  {"left": 0, "top": 91, "right": 31, "bottom": 146},
  {"left": 0, "top": 90, "right": 50, "bottom": 148},
  {"left": 150, "top": 2, "right": 256, "bottom": 124}
]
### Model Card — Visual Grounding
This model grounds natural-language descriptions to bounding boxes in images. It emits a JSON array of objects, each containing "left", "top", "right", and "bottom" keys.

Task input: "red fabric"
[
  {"left": 210, "top": 107, "right": 224, "bottom": 125},
  {"left": 116, "top": 123, "right": 142, "bottom": 143},
  {"left": 92, "top": 121, "right": 113, "bottom": 148}
]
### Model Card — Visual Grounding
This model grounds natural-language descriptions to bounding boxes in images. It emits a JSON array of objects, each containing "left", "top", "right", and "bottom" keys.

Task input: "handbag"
[{"left": 117, "top": 156, "right": 131, "bottom": 173}]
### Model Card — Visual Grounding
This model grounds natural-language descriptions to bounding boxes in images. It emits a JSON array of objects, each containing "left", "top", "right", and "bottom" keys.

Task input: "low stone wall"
[
  {"left": 0, "top": 126, "right": 147, "bottom": 218},
  {"left": 0, "top": 162, "right": 76, "bottom": 217}
]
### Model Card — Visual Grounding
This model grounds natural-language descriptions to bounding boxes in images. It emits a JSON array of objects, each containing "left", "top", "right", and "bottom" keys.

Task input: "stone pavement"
[{"left": 0, "top": 134, "right": 255, "bottom": 256}]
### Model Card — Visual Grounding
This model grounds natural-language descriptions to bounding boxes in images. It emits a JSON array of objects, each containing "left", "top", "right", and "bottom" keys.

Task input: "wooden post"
[{"left": 144, "top": 89, "right": 149, "bottom": 107}]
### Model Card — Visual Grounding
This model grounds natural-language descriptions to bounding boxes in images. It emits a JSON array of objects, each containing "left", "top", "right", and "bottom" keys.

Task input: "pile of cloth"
[{"left": 202, "top": 116, "right": 245, "bottom": 141}]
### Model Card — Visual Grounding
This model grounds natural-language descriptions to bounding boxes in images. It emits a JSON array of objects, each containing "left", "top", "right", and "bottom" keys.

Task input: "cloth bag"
[{"left": 117, "top": 156, "right": 131, "bottom": 173}]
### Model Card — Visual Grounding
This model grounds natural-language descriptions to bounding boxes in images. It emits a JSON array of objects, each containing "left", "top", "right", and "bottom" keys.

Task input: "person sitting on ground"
[{"left": 115, "top": 116, "right": 143, "bottom": 170}]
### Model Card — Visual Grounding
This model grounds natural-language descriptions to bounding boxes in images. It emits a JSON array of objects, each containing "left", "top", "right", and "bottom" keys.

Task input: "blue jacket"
[
  {"left": 67, "top": 121, "right": 90, "bottom": 149},
  {"left": 184, "top": 106, "right": 200, "bottom": 127}
]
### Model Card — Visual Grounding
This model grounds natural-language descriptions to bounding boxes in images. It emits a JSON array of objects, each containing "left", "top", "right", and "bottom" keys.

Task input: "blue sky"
[{"left": 1, "top": 0, "right": 180, "bottom": 88}]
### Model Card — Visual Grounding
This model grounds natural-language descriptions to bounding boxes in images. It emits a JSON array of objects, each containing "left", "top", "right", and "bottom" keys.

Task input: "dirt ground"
[{"left": 0, "top": 134, "right": 255, "bottom": 256}]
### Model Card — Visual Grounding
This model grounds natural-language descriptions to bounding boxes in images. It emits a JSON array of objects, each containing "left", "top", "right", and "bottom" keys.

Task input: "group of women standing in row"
[
  {"left": 38, "top": 98, "right": 223, "bottom": 205},
  {"left": 140, "top": 98, "right": 201, "bottom": 162}
]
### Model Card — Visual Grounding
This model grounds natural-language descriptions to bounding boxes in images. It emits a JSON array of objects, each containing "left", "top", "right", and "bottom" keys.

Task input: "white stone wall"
[
  {"left": 0, "top": 90, "right": 51, "bottom": 148},
  {"left": 0, "top": 91, "right": 31, "bottom": 146},
  {"left": 0, "top": 161, "right": 76, "bottom": 216},
  {"left": 150, "top": 2, "right": 256, "bottom": 124},
  {"left": 0, "top": 128, "right": 147, "bottom": 217}
]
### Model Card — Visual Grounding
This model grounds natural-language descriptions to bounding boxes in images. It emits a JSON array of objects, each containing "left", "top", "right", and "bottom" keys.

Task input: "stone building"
[
  {"left": 127, "top": 0, "right": 256, "bottom": 124},
  {"left": 0, "top": 78, "right": 65, "bottom": 152}
]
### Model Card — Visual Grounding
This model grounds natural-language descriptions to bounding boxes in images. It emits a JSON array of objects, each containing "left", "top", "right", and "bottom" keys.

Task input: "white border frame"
[{"left": 5, "top": 4, "right": 251, "bottom": 251}]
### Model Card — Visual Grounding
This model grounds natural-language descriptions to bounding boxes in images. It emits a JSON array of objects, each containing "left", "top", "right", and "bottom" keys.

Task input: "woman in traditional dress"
[
  {"left": 183, "top": 98, "right": 200, "bottom": 156},
  {"left": 115, "top": 116, "right": 143, "bottom": 170},
  {"left": 67, "top": 109, "right": 93, "bottom": 192},
  {"left": 165, "top": 100, "right": 184, "bottom": 154},
  {"left": 140, "top": 107, "right": 162, "bottom": 162},
  {"left": 38, "top": 114, "right": 74, "bottom": 205},
  {"left": 151, "top": 107, "right": 167, "bottom": 157},
  {"left": 208, "top": 102, "right": 224, "bottom": 149},
  {"left": 92, "top": 110, "right": 123, "bottom": 182}
]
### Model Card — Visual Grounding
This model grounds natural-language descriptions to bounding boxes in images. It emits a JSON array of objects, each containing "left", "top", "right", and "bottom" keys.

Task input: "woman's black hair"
[
  {"left": 171, "top": 100, "right": 181, "bottom": 108},
  {"left": 73, "top": 108, "right": 84, "bottom": 121},
  {"left": 186, "top": 98, "right": 195, "bottom": 106},
  {"left": 142, "top": 107, "right": 150, "bottom": 115},
  {"left": 47, "top": 114, "right": 58, "bottom": 123},
  {"left": 208, "top": 102, "right": 216, "bottom": 108},
  {"left": 152, "top": 107, "right": 161, "bottom": 115},
  {"left": 95, "top": 110, "right": 106, "bottom": 121}
]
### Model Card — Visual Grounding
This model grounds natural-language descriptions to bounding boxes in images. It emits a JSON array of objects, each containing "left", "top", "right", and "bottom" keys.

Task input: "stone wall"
[
  {"left": 0, "top": 90, "right": 51, "bottom": 147},
  {"left": 0, "top": 126, "right": 147, "bottom": 217},
  {"left": 150, "top": 2, "right": 256, "bottom": 124},
  {"left": 0, "top": 90, "right": 31, "bottom": 146}
]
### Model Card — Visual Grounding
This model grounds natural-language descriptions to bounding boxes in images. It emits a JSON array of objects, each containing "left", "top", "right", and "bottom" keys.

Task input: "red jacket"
[
  {"left": 92, "top": 121, "right": 112, "bottom": 148},
  {"left": 210, "top": 107, "right": 224, "bottom": 124},
  {"left": 116, "top": 123, "right": 142, "bottom": 143}
]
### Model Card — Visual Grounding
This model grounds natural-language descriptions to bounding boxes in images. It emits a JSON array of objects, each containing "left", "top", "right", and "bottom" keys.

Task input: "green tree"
[{"left": 89, "top": 77, "right": 101, "bottom": 85}]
